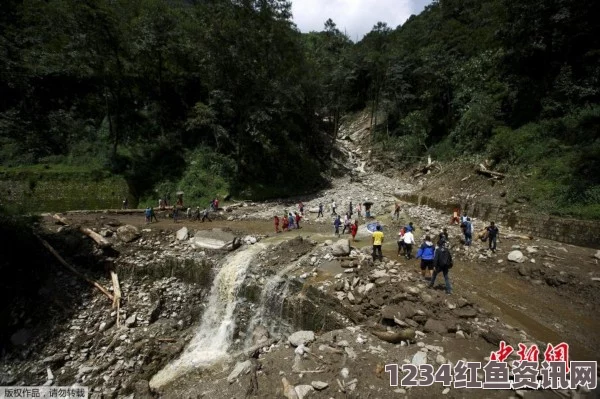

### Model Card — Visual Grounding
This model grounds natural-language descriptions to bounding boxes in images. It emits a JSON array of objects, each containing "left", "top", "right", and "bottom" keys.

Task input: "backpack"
[{"left": 437, "top": 248, "right": 453, "bottom": 269}]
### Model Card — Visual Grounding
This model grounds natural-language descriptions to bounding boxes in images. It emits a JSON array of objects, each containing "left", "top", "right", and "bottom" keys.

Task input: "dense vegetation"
[{"left": 1, "top": 0, "right": 599, "bottom": 217}]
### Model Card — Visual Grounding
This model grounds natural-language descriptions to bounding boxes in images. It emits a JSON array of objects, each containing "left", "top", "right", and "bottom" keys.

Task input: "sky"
[{"left": 291, "top": 0, "right": 433, "bottom": 42}]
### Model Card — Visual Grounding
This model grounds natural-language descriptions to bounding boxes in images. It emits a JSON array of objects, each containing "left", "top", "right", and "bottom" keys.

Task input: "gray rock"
[
  {"left": 311, "top": 381, "right": 328, "bottom": 390},
  {"left": 525, "top": 246, "right": 538, "bottom": 254},
  {"left": 117, "top": 225, "right": 141, "bottom": 243},
  {"left": 125, "top": 314, "right": 137, "bottom": 328},
  {"left": 190, "top": 229, "right": 236, "bottom": 250},
  {"left": 595, "top": 250, "right": 600, "bottom": 260},
  {"left": 176, "top": 227, "right": 189, "bottom": 241},
  {"left": 227, "top": 360, "right": 252, "bottom": 383},
  {"left": 508, "top": 250, "right": 525, "bottom": 263},
  {"left": 331, "top": 239, "right": 351, "bottom": 256},
  {"left": 424, "top": 319, "right": 447, "bottom": 334},
  {"left": 294, "top": 385, "right": 314, "bottom": 399},
  {"left": 288, "top": 331, "right": 315, "bottom": 347}
]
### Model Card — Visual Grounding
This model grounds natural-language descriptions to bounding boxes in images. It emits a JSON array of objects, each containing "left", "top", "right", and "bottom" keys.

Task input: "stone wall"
[{"left": 400, "top": 194, "right": 600, "bottom": 249}]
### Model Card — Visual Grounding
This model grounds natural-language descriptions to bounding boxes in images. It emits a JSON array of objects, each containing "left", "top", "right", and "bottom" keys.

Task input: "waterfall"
[
  {"left": 149, "top": 243, "right": 265, "bottom": 389},
  {"left": 243, "top": 255, "right": 305, "bottom": 346}
]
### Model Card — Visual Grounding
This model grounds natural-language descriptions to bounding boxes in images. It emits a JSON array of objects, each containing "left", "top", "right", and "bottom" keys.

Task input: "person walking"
[
  {"left": 298, "top": 201, "right": 304, "bottom": 216},
  {"left": 295, "top": 212, "right": 302, "bottom": 229},
  {"left": 333, "top": 215, "right": 342, "bottom": 237},
  {"left": 394, "top": 203, "right": 401, "bottom": 220},
  {"left": 201, "top": 208, "right": 212, "bottom": 222},
  {"left": 331, "top": 200, "right": 337, "bottom": 216},
  {"left": 372, "top": 225, "right": 384, "bottom": 262},
  {"left": 173, "top": 206, "right": 179, "bottom": 223},
  {"left": 405, "top": 222, "right": 414, "bottom": 233},
  {"left": 356, "top": 203, "right": 362, "bottom": 218},
  {"left": 486, "top": 221, "right": 499, "bottom": 251},
  {"left": 348, "top": 200, "right": 353, "bottom": 217},
  {"left": 350, "top": 220, "right": 358, "bottom": 243},
  {"left": 122, "top": 198, "right": 129, "bottom": 209},
  {"left": 150, "top": 207, "right": 158, "bottom": 223},
  {"left": 438, "top": 228, "right": 448, "bottom": 246},
  {"left": 403, "top": 228, "right": 415, "bottom": 259},
  {"left": 145, "top": 207, "right": 151, "bottom": 223},
  {"left": 429, "top": 240, "right": 453, "bottom": 295},
  {"left": 288, "top": 212, "right": 295, "bottom": 229},
  {"left": 397, "top": 227, "right": 406, "bottom": 256},
  {"left": 451, "top": 208, "right": 460, "bottom": 224},
  {"left": 282, "top": 214, "right": 289, "bottom": 231},
  {"left": 342, "top": 213, "right": 351, "bottom": 234},
  {"left": 317, "top": 203, "right": 324, "bottom": 218},
  {"left": 416, "top": 235, "right": 436, "bottom": 279},
  {"left": 462, "top": 217, "right": 473, "bottom": 246},
  {"left": 274, "top": 215, "right": 280, "bottom": 233}
]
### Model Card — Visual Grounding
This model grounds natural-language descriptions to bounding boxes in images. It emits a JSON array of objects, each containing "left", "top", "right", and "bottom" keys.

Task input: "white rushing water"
[{"left": 149, "top": 243, "right": 266, "bottom": 389}]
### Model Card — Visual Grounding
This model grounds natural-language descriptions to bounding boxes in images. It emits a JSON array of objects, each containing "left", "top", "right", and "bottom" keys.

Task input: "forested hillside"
[{"left": 1, "top": 0, "right": 599, "bottom": 217}]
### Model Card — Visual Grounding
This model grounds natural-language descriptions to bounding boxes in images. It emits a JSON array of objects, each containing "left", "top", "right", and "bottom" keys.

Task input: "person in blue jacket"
[
  {"left": 405, "top": 222, "right": 414, "bottom": 233},
  {"left": 416, "top": 235, "right": 436, "bottom": 279}
]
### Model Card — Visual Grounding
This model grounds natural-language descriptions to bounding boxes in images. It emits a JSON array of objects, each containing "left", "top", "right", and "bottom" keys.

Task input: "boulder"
[
  {"left": 508, "top": 250, "right": 526, "bottom": 263},
  {"left": 125, "top": 314, "right": 137, "bottom": 328},
  {"left": 423, "top": 319, "right": 447, "bottom": 334},
  {"left": 594, "top": 250, "right": 600, "bottom": 260},
  {"left": 288, "top": 331, "right": 315, "bottom": 347},
  {"left": 331, "top": 239, "right": 351, "bottom": 256},
  {"left": 243, "top": 235, "right": 257, "bottom": 245},
  {"left": 311, "top": 381, "right": 328, "bottom": 390},
  {"left": 117, "top": 225, "right": 140, "bottom": 243},
  {"left": 176, "top": 227, "right": 189, "bottom": 241},
  {"left": 294, "top": 385, "right": 314, "bottom": 399},
  {"left": 525, "top": 246, "right": 538, "bottom": 254},
  {"left": 227, "top": 360, "right": 252, "bottom": 383},
  {"left": 190, "top": 229, "right": 237, "bottom": 250}
]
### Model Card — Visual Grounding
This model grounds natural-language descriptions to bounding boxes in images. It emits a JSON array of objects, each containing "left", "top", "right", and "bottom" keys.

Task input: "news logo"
[{"left": 385, "top": 342, "right": 597, "bottom": 390}]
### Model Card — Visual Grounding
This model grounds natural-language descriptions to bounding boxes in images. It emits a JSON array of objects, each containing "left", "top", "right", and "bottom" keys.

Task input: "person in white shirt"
[
  {"left": 331, "top": 201, "right": 337, "bottom": 216},
  {"left": 403, "top": 230, "right": 416, "bottom": 259}
]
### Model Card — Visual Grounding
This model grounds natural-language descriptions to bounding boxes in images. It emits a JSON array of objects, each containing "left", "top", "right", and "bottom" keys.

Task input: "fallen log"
[
  {"left": 34, "top": 233, "right": 114, "bottom": 302},
  {"left": 80, "top": 227, "right": 111, "bottom": 248},
  {"left": 476, "top": 163, "right": 506, "bottom": 179},
  {"left": 52, "top": 214, "right": 69, "bottom": 226}
]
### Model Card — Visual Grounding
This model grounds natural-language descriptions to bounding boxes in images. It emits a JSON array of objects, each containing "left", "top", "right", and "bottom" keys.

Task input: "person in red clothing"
[
  {"left": 282, "top": 215, "right": 289, "bottom": 231},
  {"left": 214, "top": 197, "right": 219, "bottom": 210},
  {"left": 350, "top": 220, "right": 358, "bottom": 242},
  {"left": 295, "top": 212, "right": 302, "bottom": 229},
  {"left": 450, "top": 208, "right": 460, "bottom": 224},
  {"left": 274, "top": 215, "right": 280, "bottom": 233}
]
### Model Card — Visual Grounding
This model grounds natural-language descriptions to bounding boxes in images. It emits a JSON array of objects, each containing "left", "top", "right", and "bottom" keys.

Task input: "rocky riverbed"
[{"left": 1, "top": 119, "right": 599, "bottom": 398}]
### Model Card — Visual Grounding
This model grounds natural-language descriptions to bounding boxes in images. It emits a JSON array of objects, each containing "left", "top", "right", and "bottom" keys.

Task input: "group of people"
[
  {"left": 333, "top": 214, "right": 359, "bottom": 241},
  {"left": 274, "top": 205, "right": 304, "bottom": 233},
  {"left": 457, "top": 211, "right": 500, "bottom": 252}
]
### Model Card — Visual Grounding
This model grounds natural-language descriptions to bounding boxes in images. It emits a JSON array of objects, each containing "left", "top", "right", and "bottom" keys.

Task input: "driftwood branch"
[
  {"left": 52, "top": 214, "right": 69, "bottom": 225},
  {"left": 51, "top": 214, "right": 112, "bottom": 248},
  {"left": 80, "top": 227, "right": 111, "bottom": 248},
  {"left": 476, "top": 163, "right": 506, "bottom": 180},
  {"left": 35, "top": 233, "right": 114, "bottom": 302}
]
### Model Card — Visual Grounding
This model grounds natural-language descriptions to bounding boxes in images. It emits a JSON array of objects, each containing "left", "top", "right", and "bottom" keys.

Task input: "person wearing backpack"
[
  {"left": 429, "top": 240, "right": 453, "bottom": 294},
  {"left": 416, "top": 235, "right": 436, "bottom": 279}
]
